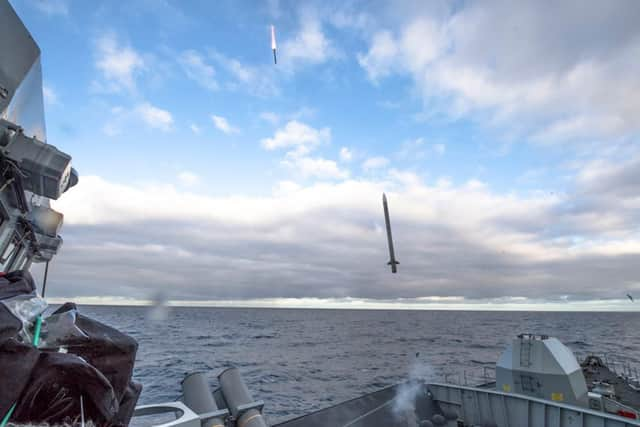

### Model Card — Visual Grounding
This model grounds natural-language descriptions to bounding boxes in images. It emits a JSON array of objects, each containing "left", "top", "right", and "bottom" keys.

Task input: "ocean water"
[{"left": 77, "top": 306, "right": 640, "bottom": 424}]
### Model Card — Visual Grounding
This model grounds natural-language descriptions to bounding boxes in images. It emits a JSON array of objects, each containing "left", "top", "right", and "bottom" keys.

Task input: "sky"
[{"left": 9, "top": 0, "right": 640, "bottom": 310}]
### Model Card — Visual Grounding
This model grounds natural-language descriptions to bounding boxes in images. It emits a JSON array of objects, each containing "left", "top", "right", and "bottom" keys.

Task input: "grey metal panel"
[
  {"left": 429, "top": 383, "right": 639, "bottom": 427},
  {"left": 133, "top": 402, "right": 201, "bottom": 427},
  {"left": 0, "top": 0, "right": 40, "bottom": 115},
  {"left": 4, "top": 59, "right": 47, "bottom": 141},
  {"left": 497, "top": 336, "right": 589, "bottom": 406}
]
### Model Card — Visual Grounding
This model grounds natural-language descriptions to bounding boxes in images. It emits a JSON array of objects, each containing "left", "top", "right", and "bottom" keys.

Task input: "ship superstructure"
[
  {"left": 0, "top": 0, "right": 77, "bottom": 277},
  {"left": 132, "top": 334, "right": 640, "bottom": 427}
]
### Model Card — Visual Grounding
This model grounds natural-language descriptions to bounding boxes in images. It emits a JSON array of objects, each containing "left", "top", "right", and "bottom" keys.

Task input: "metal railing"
[
  {"left": 576, "top": 352, "right": 640, "bottom": 389},
  {"left": 440, "top": 366, "right": 496, "bottom": 387}
]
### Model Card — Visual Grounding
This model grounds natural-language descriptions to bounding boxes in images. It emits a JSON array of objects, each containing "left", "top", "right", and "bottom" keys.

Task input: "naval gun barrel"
[
  {"left": 219, "top": 368, "right": 267, "bottom": 427},
  {"left": 182, "top": 372, "right": 225, "bottom": 427}
]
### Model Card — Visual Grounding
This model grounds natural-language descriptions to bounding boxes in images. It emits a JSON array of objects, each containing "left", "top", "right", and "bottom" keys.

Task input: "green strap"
[
  {"left": 32, "top": 316, "right": 42, "bottom": 347},
  {"left": 0, "top": 316, "right": 43, "bottom": 426},
  {"left": 0, "top": 403, "right": 16, "bottom": 427}
]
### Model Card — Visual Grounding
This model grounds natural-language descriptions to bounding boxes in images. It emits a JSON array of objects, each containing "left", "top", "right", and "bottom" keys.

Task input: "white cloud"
[
  {"left": 93, "top": 33, "right": 145, "bottom": 93},
  {"left": 273, "top": 180, "right": 301, "bottom": 196},
  {"left": 179, "top": 50, "right": 218, "bottom": 92},
  {"left": 280, "top": 13, "right": 339, "bottom": 69},
  {"left": 282, "top": 156, "right": 349, "bottom": 180},
  {"left": 206, "top": 50, "right": 278, "bottom": 96},
  {"left": 397, "top": 138, "right": 425, "bottom": 159},
  {"left": 398, "top": 139, "right": 444, "bottom": 160},
  {"left": 43, "top": 84, "right": 58, "bottom": 106},
  {"left": 177, "top": 171, "right": 199, "bottom": 186},
  {"left": 532, "top": 115, "right": 626, "bottom": 143},
  {"left": 260, "top": 112, "right": 280, "bottom": 125},
  {"left": 102, "top": 122, "right": 120, "bottom": 137},
  {"left": 261, "top": 121, "right": 343, "bottom": 180},
  {"left": 362, "top": 156, "right": 389, "bottom": 171},
  {"left": 31, "top": 0, "right": 69, "bottom": 16},
  {"left": 261, "top": 120, "right": 330, "bottom": 155},
  {"left": 211, "top": 115, "right": 239, "bottom": 134},
  {"left": 135, "top": 103, "right": 174, "bottom": 132},
  {"left": 357, "top": 30, "right": 398, "bottom": 82},
  {"left": 356, "top": 1, "right": 640, "bottom": 143},
  {"left": 339, "top": 147, "right": 352, "bottom": 162},
  {"left": 190, "top": 123, "right": 201, "bottom": 134},
  {"left": 433, "top": 143, "right": 446, "bottom": 155}
]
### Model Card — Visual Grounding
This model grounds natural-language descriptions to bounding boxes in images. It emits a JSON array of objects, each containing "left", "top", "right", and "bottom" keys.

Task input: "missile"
[
  {"left": 382, "top": 193, "right": 399, "bottom": 273},
  {"left": 271, "top": 25, "right": 277, "bottom": 64}
]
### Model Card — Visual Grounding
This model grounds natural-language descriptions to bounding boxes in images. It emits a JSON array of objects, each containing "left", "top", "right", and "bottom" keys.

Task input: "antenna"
[
  {"left": 80, "top": 395, "right": 85, "bottom": 427},
  {"left": 41, "top": 260, "right": 50, "bottom": 297},
  {"left": 382, "top": 193, "right": 399, "bottom": 273}
]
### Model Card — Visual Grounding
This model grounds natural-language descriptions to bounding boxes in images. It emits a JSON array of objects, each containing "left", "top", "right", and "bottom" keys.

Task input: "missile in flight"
[
  {"left": 628, "top": 293, "right": 634, "bottom": 302},
  {"left": 383, "top": 193, "right": 399, "bottom": 273},
  {"left": 271, "top": 25, "right": 277, "bottom": 64}
]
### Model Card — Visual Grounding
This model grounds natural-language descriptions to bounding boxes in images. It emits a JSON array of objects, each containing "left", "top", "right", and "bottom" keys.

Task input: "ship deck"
[{"left": 582, "top": 360, "right": 640, "bottom": 410}]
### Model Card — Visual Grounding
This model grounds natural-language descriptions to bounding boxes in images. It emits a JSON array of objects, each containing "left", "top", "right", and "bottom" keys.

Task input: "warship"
[{"left": 1, "top": 2, "right": 639, "bottom": 426}]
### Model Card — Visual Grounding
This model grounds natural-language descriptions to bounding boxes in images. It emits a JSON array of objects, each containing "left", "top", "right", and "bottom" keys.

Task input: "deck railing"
[{"left": 577, "top": 352, "right": 640, "bottom": 389}]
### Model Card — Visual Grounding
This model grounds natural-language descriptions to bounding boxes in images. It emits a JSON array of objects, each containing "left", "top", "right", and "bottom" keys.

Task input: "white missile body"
[{"left": 271, "top": 25, "right": 277, "bottom": 64}]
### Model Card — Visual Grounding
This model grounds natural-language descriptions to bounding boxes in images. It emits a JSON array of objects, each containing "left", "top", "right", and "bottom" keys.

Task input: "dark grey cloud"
[{"left": 42, "top": 168, "right": 640, "bottom": 305}]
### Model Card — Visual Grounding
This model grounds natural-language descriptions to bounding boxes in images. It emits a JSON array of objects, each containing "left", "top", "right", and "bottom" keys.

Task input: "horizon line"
[{"left": 45, "top": 296, "right": 638, "bottom": 312}]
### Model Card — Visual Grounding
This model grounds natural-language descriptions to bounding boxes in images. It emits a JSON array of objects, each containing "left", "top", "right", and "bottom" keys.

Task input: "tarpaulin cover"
[{"left": 0, "top": 271, "right": 142, "bottom": 426}]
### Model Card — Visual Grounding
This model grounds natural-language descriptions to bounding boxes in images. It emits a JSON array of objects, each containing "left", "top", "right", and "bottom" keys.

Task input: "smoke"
[
  {"left": 146, "top": 290, "right": 170, "bottom": 323},
  {"left": 391, "top": 360, "right": 435, "bottom": 426}
]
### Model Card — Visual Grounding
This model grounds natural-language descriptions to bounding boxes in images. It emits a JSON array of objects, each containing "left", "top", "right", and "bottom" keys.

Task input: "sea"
[{"left": 77, "top": 306, "right": 640, "bottom": 424}]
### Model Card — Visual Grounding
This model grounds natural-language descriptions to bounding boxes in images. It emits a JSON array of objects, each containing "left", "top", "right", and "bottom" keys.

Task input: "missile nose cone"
[{"left": 383, "top": 193, "right": 387, "bottom": 203}]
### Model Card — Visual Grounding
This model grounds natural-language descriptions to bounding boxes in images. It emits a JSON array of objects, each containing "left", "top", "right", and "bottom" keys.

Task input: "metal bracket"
[
  {"left": 236, "top": 401, "right": 264, "bottom": 413},
  {"left": 198, "top": 408, "right": 229, "bottom": 421},
  {"left": 235, "top": 400, "right": 265, "bottom": 417},
  {"left": 133, "top": 402, "right": 201, "bottom": 427}
]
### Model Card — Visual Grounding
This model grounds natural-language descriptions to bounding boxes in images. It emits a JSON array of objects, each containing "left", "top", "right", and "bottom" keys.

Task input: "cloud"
[
  {"left": 103, "top": 103, "right": 174, "bottom": 135},
  {"left": 260, "top": 112, "right": 280, "bottom": 125},
  {"left": 339, "top": 147, "right": 352, "bottom": 162},
  {"left": 281, "top": 156, "right": 349, "bottom": 180},
  {"left": 397, "top": 138, "right": 445, "bottom": 159},
  {"left": 208, "top": 51, "right": 279, "bottom": 96},
  {"left": 43, "top": 84, "right": 58, "bottom": 106},
  {"left": 190, "top": 123, "right": 201, "bottom": 134},
  {"left": 178, "top": 50, "right": 218, "bottom": 92},
  {"left": 357, "top": 30, "right": 399, "bottom": 82},
  {"left": 93, "top": 33, "right": 145, "bottom": 93},
  {"left": 177, "top": 171, "right": 199, "bottom": 186},
  {"left": 31, "top": 0, "right": 70, "bottom": 16},
  {"left": 48, "top": 169, "right": 640, "bottom": 305},
  {"left": 211, "top": 115, "right": 239, "bottom": 134},
  {"left": 356, "top": 1, "right": 640, "bottom": 143},
  {"left": 362, "top": 156, "right": 389, "bottom": 171},
  {"left": 261, "top": 120, "right": 330, "bottom": 155},
  {"left": 280, "top": 12, "right": 340, "bottom": 69},
  {"left": 433, "top": 143, "right": 445, "bottom": 155},
  {"left": 135, "top": 103, "right": 174, "bottom": 132},
  {"left": 261, "top": 120, "right": 344, "bottom": 180}
]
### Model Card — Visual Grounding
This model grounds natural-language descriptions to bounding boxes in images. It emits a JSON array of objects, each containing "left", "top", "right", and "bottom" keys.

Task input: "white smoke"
[
  {"left": 146, "top": 290, "right": 170, "bottom": 323},
  {"left": 392, "top": 360, "right": 435, "bottom": 426}
]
